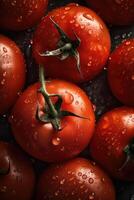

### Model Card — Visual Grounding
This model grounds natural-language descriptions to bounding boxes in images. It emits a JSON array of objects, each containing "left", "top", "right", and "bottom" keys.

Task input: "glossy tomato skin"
[
  {"left": 108, "top": 39, "right": 134, "bottom": 106},
  {"left": 0, "top": 141, "right": 35, "bottom": 200},
  {"left": 0, "top": 0, "right": 48, "bottom": 31},
  {"left": 0, "top": 35, "right": 25, "bottom": 115},
  {"left": 36, "top": 158, "right": 116, "bottom": 200},
  {"left": 85, "top": 0, "right": 134, "bottom": 25},
  {"left": 10, "top": 80, "right": 95, "bottom": 162},
  {"left": 33, "top": 3, "right": 111, "bottom": 83},
  {"left": 90, "top": 107, "right": 134, "bottom": 181}
]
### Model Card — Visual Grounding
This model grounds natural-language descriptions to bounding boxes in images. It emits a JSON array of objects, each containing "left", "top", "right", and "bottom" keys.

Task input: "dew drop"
[
  {"left": 52, "top": 137, "right": 61, "bottom": 146},
  {"left": 33, "top": 132, "right": 38, "bottom": 141},
  {"left": 78, "top": 172, "right": 82, "bottom": 176},
  {"left": 83, "top": 13, "right": 93, "bottom": 21},
  {"left": 3, "top": 47, "right": 7, "bottom": 53},
  {"left": 82, "top": 174, "right": 87, "bottom": 179},
  {"left": 0, "top": 186, "right": 7, "bottom": 193},
  {"left": 60, "top": 179, "right": 65, "bottom": 185},
  {"left": 89, "top": 194, "right": 95, "bottom": 199},
  {"left": 65, "top": 7, "right": 71, "bottom": 11},
  {"left": 64, "top": 92, "right": 74, "bottom": 104},
  {"left": 88, "top": 178, "right": 94, "bottom": 184},
  {"left": 131, "top": 75, "right": 134, "bottom": 80}
]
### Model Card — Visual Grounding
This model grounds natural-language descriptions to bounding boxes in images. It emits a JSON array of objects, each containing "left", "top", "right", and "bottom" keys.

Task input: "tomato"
[
  {"left": 36, "top": 158, "right": 116, "bottom": 200},
  {"left": 85, "top": 0, "right": 134, "bottom": 25},
  {"left": 0, "top": 0, "right": 48, "bottom": 31},
  {"left": 108, "top": 39, "right": 134, "bottom": 106},
  {"left": 9, "top": 79, "right": 95, "bottom": 162},
  {"left": 0, "top": 141, "right": 35, "bottom": 200},
  {"left": 0, "top": 35, "right": 25, "bottom": 115},
  {"left": 33, "top": 3, "right": 111, "bottom": 83},
  {"left": 90, "top": 107, "right": 134, "bottom": 181}
]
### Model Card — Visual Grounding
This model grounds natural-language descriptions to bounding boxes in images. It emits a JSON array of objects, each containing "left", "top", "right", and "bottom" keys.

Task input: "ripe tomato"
[
  {"left": 108, "top": 39, "right": 134, "bottom": 106},
  {"left": 0, "top": 0, "right": 48, "bottom": 31},
  {"left": 90, "top": 107, "right": 134, "bottom": 181},
  {"left": 10, "top": 79, "right": 95, "bottom": 162},
  {"left": 33, "top": 3, "right": 111, "bottom": 83},
  {"left": 85, "top": 0, "right": 134, "bottom": 25},
  {"left": 0, "top": 141, "right": 35, "bottom": 200},
  {"left": 36, "top": 158, "right": 116, "bottom": 200},
  {"left": 0, "top": 35, "right": 25, "bottom": 115}
]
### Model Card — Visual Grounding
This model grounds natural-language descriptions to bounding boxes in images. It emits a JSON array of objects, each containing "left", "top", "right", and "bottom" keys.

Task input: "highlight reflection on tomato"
[{"left": 0, "top": 35, "right": 25, "bottom": 115}]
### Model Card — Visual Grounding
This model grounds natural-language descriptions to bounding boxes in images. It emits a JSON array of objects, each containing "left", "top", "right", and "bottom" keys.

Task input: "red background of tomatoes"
[{"left": 0, "top": 0, "right": 134, "bottom": 199}]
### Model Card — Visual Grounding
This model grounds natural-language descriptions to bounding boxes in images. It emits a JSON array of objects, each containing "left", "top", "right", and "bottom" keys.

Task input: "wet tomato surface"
[
  {"left": 90, "top": 107, "right": 134, "bottom": 181},
  {"left": 0, "top": 141, "right": 35, "bottom": 200},
  {"left": 33, "top": 3, "right": 111, "bottom": 83},
  {"left": 10, "top": 80, "right": 95, "bottom": 162},
  {"left": 0, "top": 0, "right": 48, "bottom": 31},
  {"left": 36, "top": 158, "right": 116, "bottom": 200},
  {"left": 0, "top": 35, "right": 25, "bottom": 115},
  {"left": 108, "top": 39, "right": 134, "bottom": 106}
]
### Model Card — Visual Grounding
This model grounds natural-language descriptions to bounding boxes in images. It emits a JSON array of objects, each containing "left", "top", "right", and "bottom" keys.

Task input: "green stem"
[{"left": 38, "top": 65, "right": 61, "bottom": 131}]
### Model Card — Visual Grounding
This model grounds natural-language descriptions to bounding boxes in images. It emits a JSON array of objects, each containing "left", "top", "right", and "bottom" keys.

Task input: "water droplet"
[
  {"left": 122, "top": 128, "right": 126, "bottom": 135},
  {"left": 82, "top": 174, "right": 87, "bottom": 179},
  {"left": 101, "top": 178, "right": 105, "bottom": 182},
  {"left": 0, "top": 186, "right": 7, "bottom": 192},
  {"left": 3, "top": 47, "right": 7, "bottom": 53},
  {"left": 65, "top": 7, "right": 71, "bottom": 11},
  {"left": 89, "top": 193, "right": 95, "bottom": 199},
  {"left": 60, "top": 146, "right": 65, "bottom": 151},
  {"left": 33, "top": 132, "right": 38, "bottom": 141},
  {"left": 115, "top": 0, "right": 122, "bottom": 4},
  {"left": 131, "top": 75, "right": 134, "bottom": 80},
  {"left": 64, "top": 92, "right": 74, "bottom": 104},
  {"left": 83, "top": 13, "right": 93, "bottom": 21},
  {"left": 88, "top": 178, "right": 94, "bottom": 184},
  {"left": 75, "top": 100, "right": 79, "bottom": 105},
  {"left": 70, "top": 20, "right": 75, "bottom": 24},
  {"left": 54, "top": 191, "right": 59, "bottom": 196},
  {"left": 52, "top": 137, "right": 61, "bottom": 146},
  {"left": 78, "top": 172, "right": 82, "bottom": 176},
  {"left": 24, "top": 99, "right": 30, "bottom": 104},
  {"left": 60, "top": 179, "right": 65, "bottom": 185},
  {"left": 1, "top": 79, "right": 5, "bottom": 85}
]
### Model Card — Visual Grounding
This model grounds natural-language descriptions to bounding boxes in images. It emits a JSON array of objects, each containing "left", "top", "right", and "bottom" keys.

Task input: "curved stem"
[
  {"left": 38, "top": 65, "right": 61, "bottom": 131},
  {"left": 39, "top": 65, "right": 58, "bottom": 118},
  {"left": 39, "top": 43, "right": 72, "bottom": 57}
]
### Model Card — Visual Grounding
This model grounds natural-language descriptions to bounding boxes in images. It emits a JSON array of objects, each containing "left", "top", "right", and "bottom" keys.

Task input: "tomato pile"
[{"left": 0, "top": 0, "right": 134, "bottom": 200}]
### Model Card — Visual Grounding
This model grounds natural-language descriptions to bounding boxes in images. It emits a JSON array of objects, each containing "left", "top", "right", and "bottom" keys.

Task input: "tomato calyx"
[
  {"left": 119, "top": 138, "right": 134, "bottom": 170},
  {"left": 0, "top": 158, "right": 10, "bottom": 176},
  {"left": 36, "top": 65, "right": 88, "bottom": 131},
  {"left": 39, "top": 17, "right": 82, "bottom": 76}
]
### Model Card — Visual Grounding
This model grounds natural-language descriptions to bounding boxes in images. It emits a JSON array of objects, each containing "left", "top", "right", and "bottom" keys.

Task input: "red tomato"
[
  {"left": 0, "top": 141, "right": 35, "bottom": 200},
  {"left": 85, "top": 0, "right": 134, "bottom": 25},
  {"left": 33, "top": 3, "right": 111, "bottom": 83},
  {"left": 0, "top": 35, "right": 25, "bottom": 115},
  {"left": 108, "top": 39, "right": 134, "bottom": 106},
  {"left": 36, "top": 158, "right": 116, "bottom": 200},
  {"left": 9, "top": 80, "right": 95, "bottom": 162},
  {"left": 0, "top": 0, "right": 48, "bottom": 31},
  {"left": 90, "top": 107, "right": 134, "bottom": 181}
]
